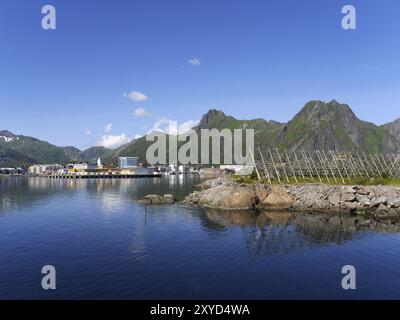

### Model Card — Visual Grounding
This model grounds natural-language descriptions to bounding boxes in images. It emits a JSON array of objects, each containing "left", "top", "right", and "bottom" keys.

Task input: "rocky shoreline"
[{"left": 183, "top": 177, "right": 400, "bottom": 218}]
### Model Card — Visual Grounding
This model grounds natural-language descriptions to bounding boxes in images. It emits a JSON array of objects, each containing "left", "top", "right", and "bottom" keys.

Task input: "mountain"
[
  {"left": 60, "top": 146, "right": 82, "bottom": 161},
  {"left": 0, "top": 130, "right": 112, "bottom": 166},
  {"left": 278, "top": 100, "right": 400, "bottom": 154},
  {"left": 194, "top": 109, "right": 285, "bottom": 162},
  {"left": 384, "top": 118, "right": 400, "bottom": 141},
  {"left": 78, "top": 146, "right": 112, "bottom": 163},
  {"left": 0, "top": 130, "right": 17, "bottom": 141},
  {"left": 195, "top": 109, "right": 284, "bottom": 133},
  {"left": 104, "top": 136, "right": 151, "bottom": 165},
  {"left": 2, "top": 100, "right": 400, "bottom": 167},
  {"left": 103, "top": 109, "right": 284, "bottom": 165},
  {"left": 0, "top": 131, "right": 71, "bottom": 164},
  {"left": 105, "top": 101, "right": 400, "bottom": 165},
  {"left": 0, "top": 145, "right": 37, "bottom": 167}
]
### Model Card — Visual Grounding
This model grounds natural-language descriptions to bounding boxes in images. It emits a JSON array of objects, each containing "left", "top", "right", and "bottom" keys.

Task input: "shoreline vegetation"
[
  {"left": 182, "top": 175, "right": 400, "bottom": 219},
  {"left": 232, "top": 174, "right": 400, "bottom": 186}
]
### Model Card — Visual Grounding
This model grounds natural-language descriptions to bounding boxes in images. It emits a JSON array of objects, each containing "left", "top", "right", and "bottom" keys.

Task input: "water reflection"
[
  {"left": 0, "top": 176, "right": 204, "bottom": 214},
  {"left": 201, "top": 208, "right": 400, "bottom": 257},
  {"left": 2, "top": 176, "right": 400, "bottom": 260}
]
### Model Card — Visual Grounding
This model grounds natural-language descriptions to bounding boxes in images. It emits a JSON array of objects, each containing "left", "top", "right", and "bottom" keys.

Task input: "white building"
[
  {"left": 67, "top": 163, "right": 98, "bottom": 171},
  {"left": 28, "top": 164, "right": 63, "bottom": 175}
]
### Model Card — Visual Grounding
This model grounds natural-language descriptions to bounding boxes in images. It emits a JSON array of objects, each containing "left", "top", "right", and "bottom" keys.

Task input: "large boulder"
[
  {"left": 342, "top": 192, "right": 356, "bottom": 202},
  {"left": 163, "top": 194, "right": 176, "bottom": 204},
  {"left": 371, "top": 196, "right": 388, "bottom": 207},
  {"left": 198, "top": 185, "right": 259, "bottom": 210},
  {"left": 137, "top": 194, "right": 163, "bottom": 204},
  {"left": 356, "top": 194, "right": 371, "bottom": 207},
  {"left": 262, "top": 185, "right": 294, "bottom": 210},
  {"left": 254, "top": 184, "right": 269, "bottom": 202},
  {"left": 327, "top": 191, "right": 341, "bottom": 206},
  {"left": 138, "top": 194, "right": 176, "bottom": 205}
]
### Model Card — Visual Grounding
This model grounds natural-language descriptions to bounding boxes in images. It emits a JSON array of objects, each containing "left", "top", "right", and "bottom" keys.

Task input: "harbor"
[
  {"left": 47, "top": 172, "right": 162, "bottom": 179},
  {"left": 29, "top": 156, "right": 164, "bottom": 179},
  {"left": 25, "top": 156, "right": 230, "bottom": 180}
]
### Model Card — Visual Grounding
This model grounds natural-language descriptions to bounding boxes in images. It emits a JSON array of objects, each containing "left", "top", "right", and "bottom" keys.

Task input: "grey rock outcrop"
[
  {"left": 197, "top": 184, "right": 260, "bottom": 210},
  {"left": 138, "top": 194, "right": 176, "bottom": 205},
  {"left": 286, "top": 184, "right": 400, "bottom": 217},
  {"left": 186, "top": 177, "right": 400, "bottom": 216},
  {"left": 262, "top": 185, "right": 294, "bottom": 209}
]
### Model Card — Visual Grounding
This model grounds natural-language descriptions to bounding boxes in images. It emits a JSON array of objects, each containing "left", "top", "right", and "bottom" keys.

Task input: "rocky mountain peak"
[
  {"left": 0, "top": 130, "right": 16, "bottom": 138},
  {"left": 294, "top": 100, "right": 357, "bottom": 122},
  {"left": 198, "top": 109, "right": 231, "bottom": 128},
  {"left": 384, "top": 117, "right": 400, "bottom": 140},
  {"left": 0, "top": 130, "right": 18, "bottom": 142},
  {"left": 198, "top": 109, "right": 227, "bottom": 128}
]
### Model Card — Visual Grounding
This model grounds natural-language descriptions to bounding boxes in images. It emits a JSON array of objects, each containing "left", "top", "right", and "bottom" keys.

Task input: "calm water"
[{"left": 1, "top": 176, "right": 400, "bottom": 299}]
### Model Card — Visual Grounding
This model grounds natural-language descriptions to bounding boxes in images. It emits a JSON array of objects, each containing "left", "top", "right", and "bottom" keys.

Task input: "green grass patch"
[{"left": 231, "top": 173, "right": 400, "bottom": 186}]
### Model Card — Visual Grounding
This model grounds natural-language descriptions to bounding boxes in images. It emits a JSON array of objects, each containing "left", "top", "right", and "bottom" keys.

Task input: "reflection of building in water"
[{"left": 99, "top": 191, "right": 127, "bottom": 215}]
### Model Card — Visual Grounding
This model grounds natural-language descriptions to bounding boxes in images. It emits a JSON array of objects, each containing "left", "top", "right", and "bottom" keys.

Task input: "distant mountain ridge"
[
  {"left": 0, "top": 131, "right": 111, "bottom": 166},
  {"left": 106, "top": 100, "right": 400, "bottom": 164},
  {"left": 2, "top": 100, "right": 400, "bottom": 167}
]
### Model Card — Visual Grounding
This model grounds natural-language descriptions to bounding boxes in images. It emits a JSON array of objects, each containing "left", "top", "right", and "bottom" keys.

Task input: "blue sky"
[{"left": 1, "top": 0, "right": 400, "bottom": 149}]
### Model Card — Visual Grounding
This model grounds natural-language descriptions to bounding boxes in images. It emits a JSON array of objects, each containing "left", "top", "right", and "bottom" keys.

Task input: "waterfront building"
[
  {"left": 68, "top": 163, "right": 98, "bottom": 171},
  {"left": 118, "top": 157, "right": 139, "bottom": 169},
  {"left": 28, "top": 164, "right": 63, "bottom": 175}
]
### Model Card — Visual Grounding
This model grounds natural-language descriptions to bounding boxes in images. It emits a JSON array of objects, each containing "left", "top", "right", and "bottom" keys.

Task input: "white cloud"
[
  {"left": 149, "top": 118, "right": 199, "bottom": 135},
  {"left": 84, "top": 128, "right": 91, "bottom": 136},
  {"left": 150, "top": 118, "right": 170, "bottom": 133},
  {"left": 178, "top": 120, "right": 199, "bottom": 134},
  {"left": 125, "top": 90, "right": 148, "bottom": 102},
  {"left": 134, "top": 134, "right": 143, "bottom": 139},
  {"left": 188, "top": 57, "right": 201, "bottom": 66},
  {"left": 104, "top": 123, "right": 112, "bottom": 133},
  {"left": 133, "top": 107, "right": 150, "bottom": 117},
  {"left": 97, "top": 134, "right": 130, "bottom": 149}
]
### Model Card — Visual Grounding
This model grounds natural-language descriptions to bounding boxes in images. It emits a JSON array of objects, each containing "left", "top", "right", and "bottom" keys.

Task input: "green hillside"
[{"left": 2, "top": 100, "right": 400, "bottom": 166}]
